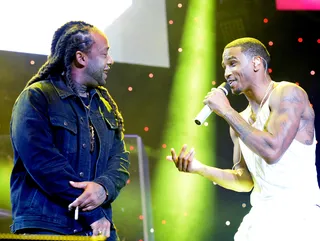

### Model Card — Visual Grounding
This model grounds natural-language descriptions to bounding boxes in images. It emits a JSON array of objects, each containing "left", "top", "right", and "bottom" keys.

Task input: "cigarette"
[{"left": 75, "top": 206, "right": 79, "bottom": 220}]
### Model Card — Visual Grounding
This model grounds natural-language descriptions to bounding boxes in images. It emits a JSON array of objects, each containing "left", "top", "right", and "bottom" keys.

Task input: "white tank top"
[{"left": 238, "top": 82, "right": 320, "bottom": 208}]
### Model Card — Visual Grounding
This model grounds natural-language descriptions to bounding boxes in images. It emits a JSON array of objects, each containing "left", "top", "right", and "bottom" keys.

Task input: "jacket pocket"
[
  {"left": 104, "top": 115, "right": 118, "bottom": 151},
  {"left": 104, "top": 115, "right": 118, "bottom": 130},
  {"left": 49, "top": 114, "right": 78, "bottom": 154},
  {"left": 49, "top": 116, "right": 77, "bottom": 134}
]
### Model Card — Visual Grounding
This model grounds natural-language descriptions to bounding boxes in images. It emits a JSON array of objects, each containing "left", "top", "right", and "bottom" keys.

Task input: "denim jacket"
[{"left": 9, "top": 75, "right": 130, "bottom": 234}]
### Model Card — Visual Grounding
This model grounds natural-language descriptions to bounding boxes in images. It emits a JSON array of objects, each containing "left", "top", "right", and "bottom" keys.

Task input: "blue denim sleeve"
[
  {"left": 94, "top": 133, "right": 130, "bottom": 204},
  {"left": 10, "top": 87, "right": 104, "bottom": 225}
]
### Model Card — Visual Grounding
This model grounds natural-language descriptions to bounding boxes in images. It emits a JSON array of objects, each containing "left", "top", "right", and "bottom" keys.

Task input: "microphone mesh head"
[{"left": 219, "top": 82, "right": 231, "bottom": 95}]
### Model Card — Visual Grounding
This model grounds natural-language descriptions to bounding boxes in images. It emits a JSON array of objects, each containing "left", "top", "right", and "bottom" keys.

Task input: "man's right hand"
[
  {"left": 90, "top": 217, "right": 110, "bottom": 237},
  {"left": 166, "top": 144, "right": 203, "bottom": 173}
]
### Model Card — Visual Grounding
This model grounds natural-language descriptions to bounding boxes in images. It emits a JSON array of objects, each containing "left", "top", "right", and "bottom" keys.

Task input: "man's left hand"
[{"left": 68, "top": 181, "right": 107, "bottom": 211}]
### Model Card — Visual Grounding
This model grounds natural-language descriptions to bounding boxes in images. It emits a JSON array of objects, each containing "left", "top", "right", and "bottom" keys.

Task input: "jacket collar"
[
  {"left": 50, "top": 75, "right": 76, "bottom": 99},
  {"left": 50, "top": 74, "right": 97, "bottom": 100}
]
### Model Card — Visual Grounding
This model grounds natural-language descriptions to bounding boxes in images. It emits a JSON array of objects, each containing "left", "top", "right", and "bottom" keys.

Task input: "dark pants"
[{"left": 16, "top": 228, "right": 119, "bottom": 241}]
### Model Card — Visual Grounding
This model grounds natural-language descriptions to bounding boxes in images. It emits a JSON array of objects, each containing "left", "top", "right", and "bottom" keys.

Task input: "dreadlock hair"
[
  {"left": 26, "top": 21, "right": 125, "bottom": 134},
  {"left": 97, "top": 86, "right": 125, "bottom": 136},
  {"left": 224, "top": 37, "right": 271, "bottom": 70},
  {"left": 26, "top": 20, "right": 93, "bottom": 87}
]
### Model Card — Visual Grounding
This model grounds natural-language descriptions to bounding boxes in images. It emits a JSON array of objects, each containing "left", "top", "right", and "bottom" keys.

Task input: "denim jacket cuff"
[{"left": 94, "top": 177, "right": 115, "bottom": 203}]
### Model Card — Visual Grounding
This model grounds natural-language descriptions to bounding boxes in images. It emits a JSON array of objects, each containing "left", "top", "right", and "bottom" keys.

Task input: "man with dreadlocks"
[{"left": 9, "top": 21, "right": 130, "bottom": 239}]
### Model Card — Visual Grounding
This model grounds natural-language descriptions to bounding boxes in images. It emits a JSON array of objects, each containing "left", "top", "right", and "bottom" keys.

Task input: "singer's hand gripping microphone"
[{"left": 194, "top": 82, "right": 231, "bottom": 125}]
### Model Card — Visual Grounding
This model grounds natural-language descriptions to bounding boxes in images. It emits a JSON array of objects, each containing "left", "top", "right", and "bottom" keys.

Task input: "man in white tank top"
[{"left": 167, "top": 37, "right": 320, "bottom": 241}]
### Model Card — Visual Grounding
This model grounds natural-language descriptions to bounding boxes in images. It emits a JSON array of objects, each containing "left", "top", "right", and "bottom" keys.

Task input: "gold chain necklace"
[
  {"left": 89, "top": 123, "right": 95, "bottom": 153},
  {"left": 249, "top": 81, "right": 274, "bottom": 124},
  {"left": 80, "top": 97, "right": 94, "bottom": 153},
  {"left": 259, "top": 81, "right": 274, "bottom": 110}
]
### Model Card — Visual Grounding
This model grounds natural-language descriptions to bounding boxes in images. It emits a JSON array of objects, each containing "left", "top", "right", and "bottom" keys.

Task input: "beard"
[
  {"left": 232, "top": 88, "right": 242, "bottom": 95},
  {"left": 86, "top": 62, "right": 106, "bottom": 86}
]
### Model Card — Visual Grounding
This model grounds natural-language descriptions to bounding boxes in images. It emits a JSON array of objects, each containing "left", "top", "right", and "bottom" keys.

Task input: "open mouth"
[
  {"left": 104, "top": 68, "right": 110, "bottom": 74},
  {"left": 228, "top": 80, "right": 235, "bottom": 87}
]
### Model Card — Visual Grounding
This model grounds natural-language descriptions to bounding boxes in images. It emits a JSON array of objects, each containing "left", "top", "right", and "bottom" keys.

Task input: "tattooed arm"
[{"left": 222, "top": 83, "right": 310, "bottom": 164}]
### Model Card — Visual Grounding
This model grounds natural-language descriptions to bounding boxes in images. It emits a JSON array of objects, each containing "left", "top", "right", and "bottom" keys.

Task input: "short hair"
[{"left": 224, "top": 37, "right": 271, "bottom": 69}]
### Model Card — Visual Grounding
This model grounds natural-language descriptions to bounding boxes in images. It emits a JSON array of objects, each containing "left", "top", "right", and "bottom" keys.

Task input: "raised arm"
[{"left": 222, "top": 83, "right": 307, "bottom": 164}]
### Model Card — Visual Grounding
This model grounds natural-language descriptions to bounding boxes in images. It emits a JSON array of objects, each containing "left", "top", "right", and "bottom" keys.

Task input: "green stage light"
[
  {"left": 153, "top": 0, "right": 217, "bottom": 240},
  {"left": 0, "top": 162, "right": 12, "bottom": 210}
]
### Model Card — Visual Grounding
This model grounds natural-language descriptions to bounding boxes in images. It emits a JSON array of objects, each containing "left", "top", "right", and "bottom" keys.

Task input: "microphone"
[{"left": 194, "top": 82, "right": 231, "bottom": 125}]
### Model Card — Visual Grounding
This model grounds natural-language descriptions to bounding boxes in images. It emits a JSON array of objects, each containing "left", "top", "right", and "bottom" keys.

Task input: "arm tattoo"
[
  {"left": 281, "top": 87, "right": 303, "bottom": 104},
  {"left": 303, "top": 106, "right": 315, "bottom": 144},
  {"left": 278, "top": 107, "right": 289, "bottom": 114},
  {"left": 224, "top": 109, "right": 272, "bottom": 157},
  {"left": 224, "top": 109, "right": 253, "bottom": 142}
]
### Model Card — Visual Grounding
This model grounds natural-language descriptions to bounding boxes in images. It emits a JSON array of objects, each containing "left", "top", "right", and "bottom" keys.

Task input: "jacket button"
[
  {"left": 82, "top": 143, "right": 87, "bottom": 148},
  {"left": 80, "top": 117, "right": 84, "bottom": 123},
  {"left": 73, "top": 229, "right": 78, "bottom": 233},
  {"left": 64, "top": 120, "right": 68, "bottom": 126},
  {"left": 79, "top": 172, "right": 84, "bottom": 177}
]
